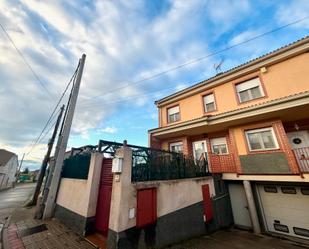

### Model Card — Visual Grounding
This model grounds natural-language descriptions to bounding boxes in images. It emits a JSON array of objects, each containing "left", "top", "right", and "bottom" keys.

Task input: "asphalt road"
[{"left": 0, "top": 183, "right": 35, "bottom": 224}]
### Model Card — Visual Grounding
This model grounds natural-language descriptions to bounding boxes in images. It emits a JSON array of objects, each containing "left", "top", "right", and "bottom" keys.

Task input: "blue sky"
[{"left": 0, "top": 0, "right": 309, "bottom": 170}]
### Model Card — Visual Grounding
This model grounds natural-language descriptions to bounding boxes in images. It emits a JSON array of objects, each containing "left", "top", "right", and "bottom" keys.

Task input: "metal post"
[
  {"left": 43, "top": 54, "right": 86, "bottom": 219},
  {"left": 243, "top": 180, "right": 261, "bottom": 234},
  {"left": 31, "top": 105, "right": 65, "bottom": 206}
]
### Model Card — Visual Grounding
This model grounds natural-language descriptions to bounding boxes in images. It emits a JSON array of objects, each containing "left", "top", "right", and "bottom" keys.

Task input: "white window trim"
[
  {"left": 169, "top": 142, "right": 183, "bottom": 152},
  {"left": 211, "top": 137, "right": 229, "bottom": 155},
  {"left": 236, "top": 77, "right": 265, "bottom": 103},
  {"left": 245, "top": 127, "right": 279, "bottom": 152}
]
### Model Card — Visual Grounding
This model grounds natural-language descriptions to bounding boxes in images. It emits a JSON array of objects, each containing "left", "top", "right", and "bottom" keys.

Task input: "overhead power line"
[
  {"left": 79, "top": 15, "right": 309, "bottom": 106},
  {"left": 0, "top": 22, "right": 54, "bottom": 99},
  {"left": 77, "top": 76, "right": 209, "bottom": 110},
  {"left": 25, "top": 63, "right": 79, "bottom": 157}
]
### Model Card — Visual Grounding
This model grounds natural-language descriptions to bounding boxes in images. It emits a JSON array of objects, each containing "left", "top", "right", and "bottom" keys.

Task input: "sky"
[{"left": 0, "top": 0, "right": 309, "bottom": 171}]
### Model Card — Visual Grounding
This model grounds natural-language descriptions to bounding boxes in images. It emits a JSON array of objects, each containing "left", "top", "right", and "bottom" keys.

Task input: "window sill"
[
  {"left": 248, "top": 148, "right": 282, "bottom": 154},
  {"left": 238, "top": 95, "right": 266, "bottom": 105},
  {"left": 167, "top": 120, "right": 181, "bottom": 125}
]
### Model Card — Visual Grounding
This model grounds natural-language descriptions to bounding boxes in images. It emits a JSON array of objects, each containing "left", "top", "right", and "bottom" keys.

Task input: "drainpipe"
[{"left": 243, "top": 180, "right": 261, "bottom": 234}]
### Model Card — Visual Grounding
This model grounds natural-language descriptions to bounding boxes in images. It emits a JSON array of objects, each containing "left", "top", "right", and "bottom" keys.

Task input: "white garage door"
[
  {"left": 257, "top": 185, "right": 309, "bottom": 239},
  {"left": 228, "top": 183, "right": 252, "bottom": 229}
]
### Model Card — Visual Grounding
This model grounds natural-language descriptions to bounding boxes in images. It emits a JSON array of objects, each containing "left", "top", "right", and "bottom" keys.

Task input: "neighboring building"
[
  {"left": 0, "top": 149, "right": 18, "bottom": 189},
  {"left": 30, "top": 169, "right": 40, "bottom": 182},
  {"left": 149, "top": 37, "right": 309, "bottom": 240}
]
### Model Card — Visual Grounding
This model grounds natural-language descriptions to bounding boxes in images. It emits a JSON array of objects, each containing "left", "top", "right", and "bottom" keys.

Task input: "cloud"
[
  {"left": 1, "top": 0, "right": 307, "bottom": 169},
  {"left": 98, "top": 127, "right": 118, "bottom": 134},
  {"left": 276, "top": 0, "right": 309, "bottom": 29}
]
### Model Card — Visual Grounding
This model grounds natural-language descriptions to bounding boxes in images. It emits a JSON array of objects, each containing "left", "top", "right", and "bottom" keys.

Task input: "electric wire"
[
  {"left": 79, "top": 15, "right": 309, "bottom": 107},
  {"left": 0, "top": 22, "right": 54, "bottom": 99},
  {"left": 25, "top": 63, "right": 79, "bottom": 157}
]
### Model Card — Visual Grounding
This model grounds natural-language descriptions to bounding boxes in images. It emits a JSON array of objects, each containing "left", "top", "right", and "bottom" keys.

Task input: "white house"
[{"left": 0, "top": 149, "right": 18, "bottom": 190}]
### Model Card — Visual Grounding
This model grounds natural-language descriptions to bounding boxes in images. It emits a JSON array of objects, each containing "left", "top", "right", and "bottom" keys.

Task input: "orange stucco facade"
[
  {"left": 159, "top": 52, "right": 309, "bottom": 127},
  {"left": 150, "top": 38, "right": 309, "bottom": 175}
]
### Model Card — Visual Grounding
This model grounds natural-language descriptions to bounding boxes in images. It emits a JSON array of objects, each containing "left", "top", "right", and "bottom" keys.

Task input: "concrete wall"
[
  {"left": 159, "top": 52, "right": 309, "bottom": 127},
  {"left": 107, "top": 147, "right": 233, "bottom": 249},
  {"left": 55, "top": 152, "right": 103, "bottom": 235}
]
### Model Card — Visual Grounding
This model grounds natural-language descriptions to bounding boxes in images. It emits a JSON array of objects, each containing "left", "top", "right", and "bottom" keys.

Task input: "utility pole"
[
  {"left": 43, "top": 54, "right": 86, "bottom": 219},
  {"left": 16, "top": 153, "right": 25, "bottom": 182},
  {"left": 31, "top": 105, "right": 65, "bottom": 206}
]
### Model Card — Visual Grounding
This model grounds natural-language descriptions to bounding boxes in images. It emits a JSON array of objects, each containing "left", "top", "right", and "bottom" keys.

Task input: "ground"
[
  {"left": 1, "top": 184, "right": 307, "bottom": 249},
  {"left": 0, "top": 183, "right": 35, "bottom": 226},
  {"left": 164, "top": 229, "right": 307, "bottom": 249}
]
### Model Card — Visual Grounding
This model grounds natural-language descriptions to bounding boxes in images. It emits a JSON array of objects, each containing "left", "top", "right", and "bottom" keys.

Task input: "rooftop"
[
  {"left": 0, "top": 149, "right": 17, "bottom": 167},
  {"left": 155, "top": 36, "right": 309, "bottom": 106}
]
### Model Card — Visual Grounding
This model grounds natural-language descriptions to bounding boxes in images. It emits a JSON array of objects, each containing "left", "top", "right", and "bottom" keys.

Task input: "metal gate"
[{"left": 95, "top": 158, "right": 113, "bottom": 236}]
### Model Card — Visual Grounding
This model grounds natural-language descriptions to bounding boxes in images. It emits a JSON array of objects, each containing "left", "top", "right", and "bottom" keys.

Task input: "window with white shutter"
[
  {"left": 170, "top": 142, "right": 183, "bottom": 153},
  {"left": 236, "top": 77, "right": 264, "bottom": 103},
  {"left": 167, "top": 106, "right": 180, "bottom": 123},
  {"left": 203, "top": 93, "right": 216, "bottom": 112},
  {"left": 211, "top": 137, "right": 228, "bottom": 155}
]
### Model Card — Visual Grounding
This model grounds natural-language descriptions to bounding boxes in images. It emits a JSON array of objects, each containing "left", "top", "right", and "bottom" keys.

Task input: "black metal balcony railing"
[
  {"left": 292, "top": 147, "right": 309, "bottom": 173},
  {"left": 132, "top": 148, "right": 210, "bottom": 182}
]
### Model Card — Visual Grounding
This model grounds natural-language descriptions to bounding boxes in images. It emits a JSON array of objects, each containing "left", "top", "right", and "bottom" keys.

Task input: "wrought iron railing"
[
  {"left": 97, "top": 140, "right": 211, "bottom": 182},
  {"left": 292, "top": 147, "right": 309, "bottom": 173},
  {"left": 131, "top": 148, "right": 210, "bottom": 182}
]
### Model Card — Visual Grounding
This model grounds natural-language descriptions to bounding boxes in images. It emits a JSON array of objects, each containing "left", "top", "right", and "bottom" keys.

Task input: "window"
[
  {"left": 245, "top": 127, "right": 279, "bottom": 151},
  {"left": 264, "top": 186, "right": 277, "bottom": 193},
  {"left": 274, "top": 223, "right": 289, "bottom": 233},
  {"left": 236, "top": 77, "right": 264, "bottom": 103},
  {"left": 211, "top": 137, "right": 228, "bottom": 155},
  {"left": 281, "top": 186, "right": 296, "bottom": 194},
  {"left": 301, "top": 188, "right": 309, "bottom": 195},
  {"left": 167, "top": 106, "right": 180, "bottom": 123},
  {"left": 203, "top": 93, "right": 216, "bottom": 112},
  {"left": 293, "top": 227, "right": 309, "bottom": 237},
  {"left": 170, "top": 142, "right": 183, "bottom": 153}
]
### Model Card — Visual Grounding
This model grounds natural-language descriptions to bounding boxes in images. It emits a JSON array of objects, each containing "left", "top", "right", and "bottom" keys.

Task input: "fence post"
[{"left": 107, "top": 145, "right": 137, "bottom": 249}]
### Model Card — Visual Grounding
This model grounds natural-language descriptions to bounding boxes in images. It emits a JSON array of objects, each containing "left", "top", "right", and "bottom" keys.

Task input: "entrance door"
[
  {"left": 287, "top": 131, "right": 309, "bottom": 172},
  {"left": 95, "top": 158, "right": 113, "bottom": 236},
  {"left": 192, "top": 140, "right": 207, "bottom": 162},
  {"left": 287, "top": 131, "right": 309, "bottom": 149},
  {"left": 228, "top": 183, "right": 252, "bottom": 229}
]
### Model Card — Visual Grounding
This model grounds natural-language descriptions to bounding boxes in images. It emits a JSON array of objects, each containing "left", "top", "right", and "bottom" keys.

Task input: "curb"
[{"left": 1, "top": 215, "right": 11, "bottom": 249}]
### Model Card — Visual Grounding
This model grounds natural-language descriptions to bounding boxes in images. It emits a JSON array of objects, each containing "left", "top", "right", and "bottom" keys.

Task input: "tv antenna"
[{"left": 214, "top": 58, "right": 225, "bottom": 74}]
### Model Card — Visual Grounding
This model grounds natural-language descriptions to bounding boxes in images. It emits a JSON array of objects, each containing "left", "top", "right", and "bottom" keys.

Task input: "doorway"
[{"left": 95, "top": 158, "right": 113, "bottom": 236}]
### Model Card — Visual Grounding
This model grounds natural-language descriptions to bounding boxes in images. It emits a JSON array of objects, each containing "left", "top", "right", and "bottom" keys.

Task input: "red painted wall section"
[
  {"left": 137, "top": 188, "right": 157, "bottom": 228},
  {"left": 202, "top": 184, "right": 213, "bottom": 222}
]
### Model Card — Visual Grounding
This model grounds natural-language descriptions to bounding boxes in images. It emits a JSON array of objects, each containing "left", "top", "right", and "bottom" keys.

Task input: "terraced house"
[{"left": 149, "top": 36, "right": 309, "bottom": 240}]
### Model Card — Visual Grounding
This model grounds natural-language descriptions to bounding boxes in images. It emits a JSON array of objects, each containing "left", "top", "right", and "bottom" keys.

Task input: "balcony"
[{"left": 292, "top": 147, "right": 309, "bottom": 173}]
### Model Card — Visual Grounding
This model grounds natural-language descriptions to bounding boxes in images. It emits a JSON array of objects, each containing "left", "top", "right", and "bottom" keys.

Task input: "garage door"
[{"left": 257, "top": 185, "right": 309, "bottom": 239}]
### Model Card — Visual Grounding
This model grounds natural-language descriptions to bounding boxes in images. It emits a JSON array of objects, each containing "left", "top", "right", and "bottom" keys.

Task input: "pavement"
[
  {"left": 164, "top": 228, "right": 309, "bottom": 249},
  {"left": 0, "top": 183, "right": 96, "bottom": 249},
  {"left": 1, "top": 184, "right": 308, "bottom": 249},
  {"left": 0, "top": 183, "right": 36, "bottom": 226}
]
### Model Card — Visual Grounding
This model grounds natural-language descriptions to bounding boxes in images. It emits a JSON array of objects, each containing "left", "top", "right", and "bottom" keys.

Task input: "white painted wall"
[
  {"left": 56, "top": 152, "right": 103, "bottom": 217},
  {"left": 0, "top": 155, "right": 18, "bottom": 189}
]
